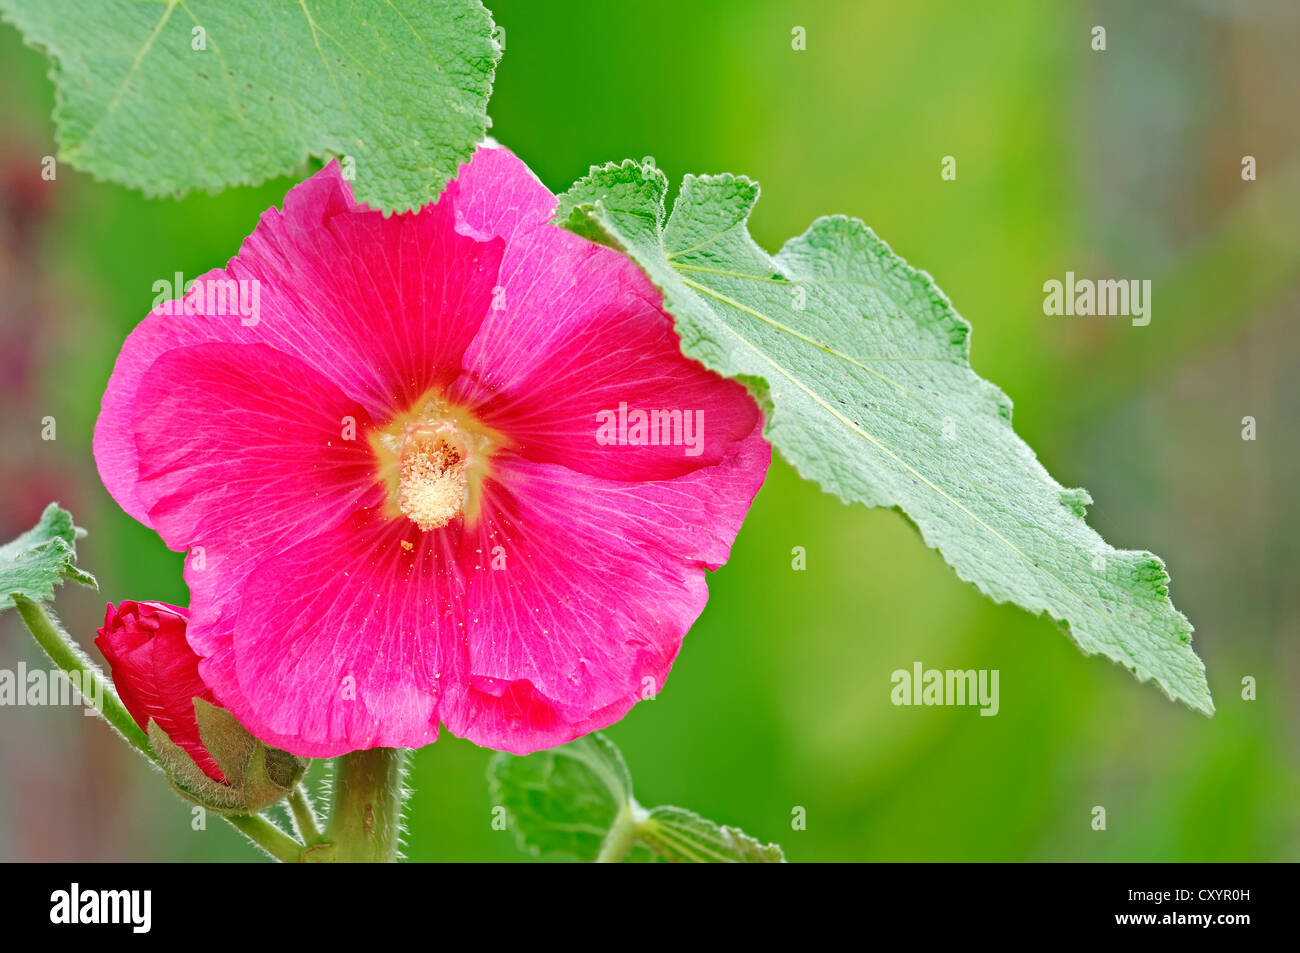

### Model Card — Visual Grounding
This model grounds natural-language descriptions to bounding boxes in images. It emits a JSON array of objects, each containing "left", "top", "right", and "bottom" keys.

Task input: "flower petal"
[
  {"left": 128, "top": 342, "right": 383, "bottom": 611},
  {"left": 185, "top": 417, "right": 767, "bottom": 757},
  {"left": 455, "top": 292, "right": 760, "bottom": 480},
  {"left": 450, "top": 149, "right": 650, "bottom": 392},
  {"left": 447, "top": 147, "right": 761, "bottom": 480},
  {"left": 188, "top": 510, "right": 466, "bottom": 757},
  {"left": 442, "top": 418, "right": 770, "bottom": 752},
  {"left": 95, "top": 161, "right": 502, "bottom": 526}
]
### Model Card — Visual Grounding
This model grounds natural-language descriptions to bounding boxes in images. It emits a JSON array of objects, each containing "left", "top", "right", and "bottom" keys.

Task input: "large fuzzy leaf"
[
  {"left": 557, "top": 161, "right": 1212, "bottom": 715},
  {"left": 0, "top": 0, "right": 500, "bottom": 211}
]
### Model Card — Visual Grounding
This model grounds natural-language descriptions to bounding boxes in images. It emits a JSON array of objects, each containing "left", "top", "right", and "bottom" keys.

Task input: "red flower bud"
[{"left": 95, "top": 601, "right": 227, "bottom": 783}]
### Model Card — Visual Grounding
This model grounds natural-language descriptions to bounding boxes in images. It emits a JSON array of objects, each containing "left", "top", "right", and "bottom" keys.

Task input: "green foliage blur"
[{"left": 1, "top": 0, "right": 1296, "bottom": 861}]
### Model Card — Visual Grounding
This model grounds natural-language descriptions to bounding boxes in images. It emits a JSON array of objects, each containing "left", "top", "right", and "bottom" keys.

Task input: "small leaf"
[
  {"left": 489, "top": 732, "right": 784, "bottom": 863},
  {"left": 489, "top": 734, "right": 631, "bottom": 862},
  {"left": 641, "top": 806, "right": 785, "bottom": 863},
  {"left": 0, "top": 0, "right": 501, "bottom": 212},
  {"left": 557, "top": 161, "right": 1213, "bottom": 716},
  {"left": 0, "top": 503, "right": 97, "bottom": 611}
]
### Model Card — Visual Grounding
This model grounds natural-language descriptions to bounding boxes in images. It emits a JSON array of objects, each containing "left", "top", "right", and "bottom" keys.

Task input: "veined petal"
[
  {"left": 130, "top": 342, "right": 384, "bottom": 610},
  {"left": 95, "top": 161, "right": 502, "bottom": 526},
  {"left": 445, "top": 418, "right": 769, "bottom": 753},
  {"left": 190, "top": 509, "right": 465, "bottom": 757}
]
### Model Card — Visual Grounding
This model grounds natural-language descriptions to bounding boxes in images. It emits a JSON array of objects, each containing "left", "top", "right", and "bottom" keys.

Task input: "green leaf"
[
  {"left": 0, "top": 503, "right": 96, "bottom": 611},
  {"left": 0, "top": 0, "right": 501, "bottom": 212},
  {"left": 489, "top": 732, "right": 785, "bottom": 863},
  {"left": 489, "top": 733, "right": 631, "bottom": 862},
  {"left": 557, "top": 161, "right": 1213, "bottom": 716},
  {"left": 641, "top": 806, "right": 786, "bottom": 864}
]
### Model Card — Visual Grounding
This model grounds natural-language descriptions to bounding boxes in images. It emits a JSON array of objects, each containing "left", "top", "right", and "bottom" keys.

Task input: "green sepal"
[
  {"left": 192, "top": 698, "right": 309, "bottom": 813},
  {"left": 147, "top": 718, "right": 245, "bottom": 815},
  {"left": 241, "top": 739, "right": 308, "bottom": 814},
  {"left": 146, "top": 701, "right": 310, "bottom": 816},
  {"left": 192, "top": 698, "right": 257, "bottom": 784}
]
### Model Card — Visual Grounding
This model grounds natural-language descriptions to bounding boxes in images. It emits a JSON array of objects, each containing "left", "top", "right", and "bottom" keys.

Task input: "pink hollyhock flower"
[
  {"left": 95, "top": 601, "right": 227, "bottom": 782},
  {"left": 94, "top": 145, "right": 769, "bottom": 757}
]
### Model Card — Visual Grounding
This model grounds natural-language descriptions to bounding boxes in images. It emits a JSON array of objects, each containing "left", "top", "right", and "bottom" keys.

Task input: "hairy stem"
[
  {"left": 13, "top": 594, "right": 150, "bottom": 757},
  {"left": 325, "top": 748, "right": 408, "bottom": 862},
  {"left": 288, "top": 784, "right": 323, "bottom": 844},
  {"left": 227, "top": 813, "right": 305, "bottom": 863}
]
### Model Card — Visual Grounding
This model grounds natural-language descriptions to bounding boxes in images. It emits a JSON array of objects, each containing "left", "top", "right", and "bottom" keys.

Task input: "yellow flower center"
[
  {"left": 396, "top": 431, "right": 468, "bottom": 531},
  {"left": 371, "top": 393, "right": 502, "bottom": 531}
]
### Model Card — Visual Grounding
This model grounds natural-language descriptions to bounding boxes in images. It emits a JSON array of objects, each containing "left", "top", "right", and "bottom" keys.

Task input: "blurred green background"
[{"left": 1, "top": 0, "right": 1297, "bottom": 861}]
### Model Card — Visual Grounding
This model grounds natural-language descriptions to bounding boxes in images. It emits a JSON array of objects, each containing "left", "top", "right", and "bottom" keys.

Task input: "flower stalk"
[
  {"left": 12, "top": 594, "right": 150, "bottom": 757},
  {"left": 289, "top": 785, "right": 323, "bottom": 845},
  {"left": 594, "top": 800, "right": 646, "bottom": 863},
  {"left": 324, "top": 748, "right": 409, "bottom": 862},
  {"left": 226, "top": 813, "right": 306, "bottom": 864}
]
